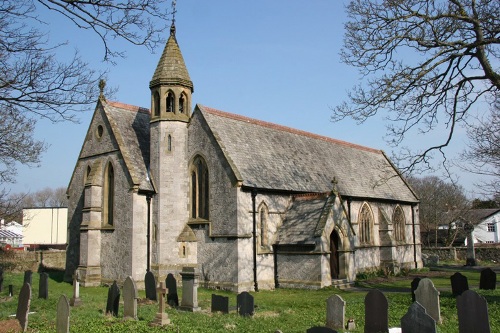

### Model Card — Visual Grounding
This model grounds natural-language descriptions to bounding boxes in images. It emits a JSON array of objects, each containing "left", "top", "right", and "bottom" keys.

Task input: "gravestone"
[
  {"left": 306, "top": 327, "right": 338, "bottom": 333},
  {"left": 237, "top": 291, "right": 254, "bottom": 316},
  {"left": 326, "top": 294, "right": 345, "bottom": 330},
  {"left": 23, "top": 270, "right": 32, "bottom": 286},
  {"left": 56, "top": 295, "right": 70, "bottom": 333},
  {"left": 457, "top": 290, "right": 490, "bottom": 333},
  {"left": 400, "top": 302, "right": 436, "bottom": 333},
  {"left": 123, "top": 276, "right": 138, "bottom": 320},
  {"left": 411, "top": 277, "right": 421, "bottom": 302},
  {"left": 105, "top": 281, "right": 120, "bottom": 317},
  {"left": 414, "top": 278, "right": 441, "bottom": 323},
  {"left": 479, "top": 267, "right": 496, "bottom": 290},
  {"left": 16, "top": 282, "right": 31, "bottom": 332},
  {"left": 165, "top": 273, "right": 179, "bottom": 307},
  {"left": 70, "top": 271, "right": 80, "bottom": 306},
  {"left": 364, "top": 289, "right": 388, "bottom": 333},
  {"left": 211, "top": 294, "right": 229, "bottom": 314},
  {"left": 450, "top": 272, "right": 469, "bottom": 296},
  {"left": 0, "top": 266, "right": 4, "bottom": 292},
  {"left": 9, "top": 284, "right": 13, "bottom": 297},
  {"left": 145, "top": 271, "right": 157, "bottom": 301},
  {"left": 179, "top": 267, "right": 200, "bottom": 311},
  {"left": 39, "top": 272, "right": 49, "bottom": 299},
  {"left": 150, "top": 281, "right": 170, "bottom": 326}
]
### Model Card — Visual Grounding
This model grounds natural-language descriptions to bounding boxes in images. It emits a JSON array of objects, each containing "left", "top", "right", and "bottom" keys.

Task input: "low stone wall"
[
  {"left": 423, "top": 245, "right": 500, "bottom": 265},
  {"left": 0, "top": 249, "right": 66, "bottom": 272}
]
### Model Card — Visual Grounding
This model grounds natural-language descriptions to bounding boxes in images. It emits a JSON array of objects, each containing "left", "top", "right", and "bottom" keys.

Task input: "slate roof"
[
  {"left": 103, "top": 100, "right": 153, "bottom": 192},
  {"left": 197, "top": 105, "right": 418, "bottom": 203}
]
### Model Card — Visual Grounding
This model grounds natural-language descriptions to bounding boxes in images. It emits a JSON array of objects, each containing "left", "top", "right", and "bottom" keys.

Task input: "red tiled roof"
[{"left": 107, "top": 100, "right": 150, "bottom": 114}]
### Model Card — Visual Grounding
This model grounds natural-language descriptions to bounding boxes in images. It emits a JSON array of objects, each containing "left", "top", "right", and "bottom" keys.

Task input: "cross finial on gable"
[
  {"left": 331, "top": 177, "right": 338, "bottom": 194},
  {"left": 99, "top": 79, "right": 106, "bottom": 101}
]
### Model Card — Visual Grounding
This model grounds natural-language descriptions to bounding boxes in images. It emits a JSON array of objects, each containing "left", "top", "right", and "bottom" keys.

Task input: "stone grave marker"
[
  {"left": 179, "top": 267, "right": 200, "bottom": 311},
  {"left": 0, "top": 266, "right": 4, "bottom": 292},
  {"left": 150, "top": 281, "right": 170, "bottom": 326},
  {"left": 364, "top": 289, "right": 388, "bottom": 333},
  {"left": 326, "top": 294, "right": 345, "bottom": 330},
  {"left": 479, "top": 267, "right": 496, "bottom": 290},
  {"left": 70, "top": 271, "right": 80, "bottom": 306},
  {"left": 56, "top": 295, "right": 70, "bottom": 333},
  {"left": 39, "top": 272, "right": 49, "bottom": 299},
  {"left": 105, "top": 281, "right": 120, "bottom": 317},
  {"left": 457, "top": 290, "right": 490, "bottom": 333},
  {"left": 211, "top": 294, "right": 229, "bottom": 314},
  {"left": 411, "top": 277, "right": 421, "bottom": 302},
  {"left": 165, "top": 273, "right": 179, "bottom": 307},
  {"left": 450, "top": 272, "right": 469, "bottom": 296},
  {"left": 237, "top": 291, "right": 254, "bottom": 317},
  {"left": 400, "top": 302, "right": 436, "bottom": 333},
  {"left": 306, "top": 326, "right": 338, "bottom": 333},
  {"left": 414, "top": 278, "right": 441, "bottom": 323},
  {"left": 16, "top": 282, "right": 31, "bottom": 332},
  {"left": 123, "top": 276, "right": 138, "bottom": 320},
  {"left": 145, "top": 271, "right": 157, "bottom": 301},
  {"left": 23, "top": 270, "right": 32, "bottom": 286}
]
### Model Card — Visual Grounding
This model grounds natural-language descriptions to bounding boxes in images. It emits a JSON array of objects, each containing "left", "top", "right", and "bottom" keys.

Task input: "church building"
[{"left": 65, "top": 23, "right": 422, "bottom": 291}]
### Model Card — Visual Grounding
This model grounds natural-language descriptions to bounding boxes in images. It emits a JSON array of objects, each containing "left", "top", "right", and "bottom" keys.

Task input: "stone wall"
[
  {"left": 0, "top": 250, "right": 66, "bottom": 272},
  {"left": 423, "top": 245, "right": 500, "bottom": 264}
]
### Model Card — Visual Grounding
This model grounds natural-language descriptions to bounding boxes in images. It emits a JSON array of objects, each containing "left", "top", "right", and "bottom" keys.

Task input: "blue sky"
[{"left": 8, "top": 1, "right": 487, "bottom": 197}]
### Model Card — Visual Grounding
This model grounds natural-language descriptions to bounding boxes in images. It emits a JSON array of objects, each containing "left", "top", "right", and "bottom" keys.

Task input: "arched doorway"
[{"left": 330, "top": 230, "right": 340, "bottom": 279}]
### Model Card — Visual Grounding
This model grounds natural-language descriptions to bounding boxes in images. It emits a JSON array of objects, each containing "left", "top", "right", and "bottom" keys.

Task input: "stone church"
[{"left": 65, "top": 23, "right": 422, "bottom": 291}]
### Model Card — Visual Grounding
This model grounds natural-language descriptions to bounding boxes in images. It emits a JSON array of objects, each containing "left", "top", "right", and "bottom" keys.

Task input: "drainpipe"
[
  {"left": 251, "top": 188, "right": 259, "bottom": 292},
  {"left": 411, "top": 204, "right": 417, "bottom": 269},
  {"left": 146, "top": 194, "right": 152, "bottom": 272},
  {"left": 273, "top": 245, "right": 279, "bottom": 288}
]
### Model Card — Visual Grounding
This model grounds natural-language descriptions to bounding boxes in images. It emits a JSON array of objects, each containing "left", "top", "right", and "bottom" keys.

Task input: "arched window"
[
  {"left": 103, "top": 162, "right": 115, "bottom": 226},
  {"left": 358, "top": 203, "right": 373, "bottom": 245},
  {"left": 392, "top": 205, "right": 406, "bottom": 242},
  {"left": 167, "top": 135, "right": 172, "bottom": 152},
  {"left": 179, "top": 94, "right": 185, "bottom": 114},
  {"left": 190, "top": 156, "right": 209, "bottom": 219},
  {"left": 259, "top": 203, "right": 268, "bottom": 247},
  {"left": 84, "top": 165, "right": 91, "bottom": 185},
  {"left": 153, "top": 91, "right": 160, "bottom": 116},
  {"left": 166, "top": 91, "right": 174, "bottom": 113}
]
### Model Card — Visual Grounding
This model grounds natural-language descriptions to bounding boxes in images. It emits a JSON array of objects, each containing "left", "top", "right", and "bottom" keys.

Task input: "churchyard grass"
[{"left": 0, "top": 269, "right": 498, "bottom": 332}]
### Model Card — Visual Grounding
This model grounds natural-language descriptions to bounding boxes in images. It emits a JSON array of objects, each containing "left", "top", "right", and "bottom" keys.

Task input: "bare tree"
[{"left": 333, "top": 0, "right": 500, "bottom": 174}]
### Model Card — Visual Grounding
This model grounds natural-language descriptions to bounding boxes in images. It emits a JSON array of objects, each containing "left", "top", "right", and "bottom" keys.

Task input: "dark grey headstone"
[
  {"left": 16, "top": 282, "right": 31, "bottom": 332},
  {"left": 145, "top": 271, "right": 157, "bottom": 301},
  {"left": 105, "top": 281, "right": 120, "bottom": 317},
  {"left": 480, "top": 268, "right": 497, "bottom": 290},
  {"left": 411, "top": 277, "right": 421, "bottom": 302},
  {"left": 364, "top": 289, "right": 388, "bottom": 333},
  {"left": 306, "top": 327, "right": 338, "bottom": 333},
  {"left": 39, "top": 272, "right": 49, "bottom": 299},
  {"left": 237, "top": 291, "right": 254, "bottom": 316},
  {"left": 211, "top": 294, "right": 229, "bottom": 314},
  {"left": 326, "top": 294, "right": 345, "bottom": 330},
  {"left": 0, "top": 266, "right": 4, "bottom": 292},
  {"left": 23, "top": 270, "right": 32, "bottom": 286},
  {"left": 450, "top": 272, "right": 469, "bottom": 296},
  {"left": 457, "top": 290, "right": 490, "bottom": 333},
  {"left": 401, "top": 302, "right": 436, "bottom": 333},
  {"left": 56, "top": 295, "right": 70, "bottom": 333},
  {"left": 414, "top": 278, "right": 441, "bottom": 323},
  {"left": 9, "top": 284, "right": 13, "bottom": 297},
  {"left": 165, "top": 273, "right": 179, "bottom": 307}
]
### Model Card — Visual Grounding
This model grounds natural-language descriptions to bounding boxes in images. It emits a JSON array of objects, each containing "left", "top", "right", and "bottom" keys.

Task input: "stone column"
[{"left": 179, "top": 267, "right": 200, "bottom": 312}]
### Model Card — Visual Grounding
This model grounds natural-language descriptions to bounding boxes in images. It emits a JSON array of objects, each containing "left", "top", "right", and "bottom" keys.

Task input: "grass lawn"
[{"left": 0, "top": 268, "right": 498, "bottom": 332}]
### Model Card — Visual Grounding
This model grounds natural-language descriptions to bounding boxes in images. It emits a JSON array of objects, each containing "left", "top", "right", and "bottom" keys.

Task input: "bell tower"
[{"left": 149, "top": 19, "right": 194, "bottom": 277}]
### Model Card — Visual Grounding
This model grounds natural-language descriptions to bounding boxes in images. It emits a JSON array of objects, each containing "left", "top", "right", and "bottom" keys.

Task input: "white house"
[
  {"left": 23, "top": 207, "right": 68, "bottom": 249},
  {"left": 466, "top": 209, "right": 500, "bottom": 244}
]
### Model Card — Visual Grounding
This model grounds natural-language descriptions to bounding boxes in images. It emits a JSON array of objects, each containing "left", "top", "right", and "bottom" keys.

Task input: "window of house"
[
  {"left": 190, "top": 156, "right": 209, "bottom": 219},
  {"left": 153, "top": 91, "right": 160, "bottom": 116},
  {"left": 488, "top": 223, "right": 496, "bottom": 232},
  {"left": 392, "top": 205, "right": 406, "bottom": 241},
  {"left": 358, "top": 203, "right": 373, "bottom": 245},
  {"left": 103, "top": 162, "right": 114, "bottom": 226},
  {"left": 166, "top": 91, "right": 174, "bottom": 112},
  {"left": 259, "top": 203, "right": 268, "bottom": 247}
]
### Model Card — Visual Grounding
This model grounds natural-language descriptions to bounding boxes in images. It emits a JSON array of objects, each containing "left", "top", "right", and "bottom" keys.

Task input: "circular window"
[{"left": 96, "top": 125, "right": 104, "bottom": 138}]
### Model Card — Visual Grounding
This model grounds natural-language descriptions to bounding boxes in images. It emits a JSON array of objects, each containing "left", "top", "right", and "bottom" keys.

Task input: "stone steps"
[{"left": 331, "top": 279, "right": 354, "bottom": 289}]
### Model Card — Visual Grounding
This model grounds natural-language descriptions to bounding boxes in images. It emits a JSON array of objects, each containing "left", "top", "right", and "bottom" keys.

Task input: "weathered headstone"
[
  {"left": 39, "top": 272, "right": 49, "bottom": 299},
  {"left": 306, "top": 326, "right": 338, "bottom": 333},
  {"left": 165, "top": 273, "right": 179, "bottom": 307},
  {"left": 179, "top": 267, "right": 200, "bottom": 311},
  {"left": 450, "top": 272, "right": 469, "bottom": 296},
  {"left": 211, "top": 294, "right": 229, "bottom": 314},
  {"left": 150, "top": 281, "right": 170, "bottom": 326},
  {"left": 479, "top": 267, "right": 497, "bottom": 290},
  {"left": 16, "top": 282, "right": 31, "bottom": 332},
  {"left": 457, "top": 290, "right": 490, "bottom": 333},
  {"left": 123, "top": 276, "right": 138, "bottom": 320},
  {"left": 326, "top": 294, "right": 345, "bottom": 330},
  {"left": 70, "top": 271, "right": 80, "bottom": 306},
  {"left": 364, "top": 289, "right": 388, "bottom": 333},
  {"left": 411, "top": 277, "right": 421, "bottom": 302},
  {"left": 23, "top": 270, "right": 32, "bottom": 286},
  {"left": 237, "top": 291, "right": 254, "bottom": 317},
  {"left": 145, "top": 271, "right": 157, "bottom": 301},
  {"left": 105, "top": 281, "right": 120, "bottom": 317},
  {"left": 414, "top": 278, "right": 441, "bottom": 323},
  {"left": 56, "top": 295, "right": 70, "bottom": 333},
  {"left": 400, "top": 302, "right": 436, "bottom": 333},
  {"left": 0, "top": 266, "right": 4, "bottom": 292}
]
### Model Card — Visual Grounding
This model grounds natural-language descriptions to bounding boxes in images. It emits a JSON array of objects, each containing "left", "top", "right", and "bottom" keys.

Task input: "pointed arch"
[
  {"left": 190, "top": 155, "right": 209, "bottom": 219},
  {"left": 179, "top": 93, "right": 186, "bottom": 114},
  {"left": 166, "top": 91, "right": 174, "bottom": 113},
  {"left": 392, "top": 205, "right": 406, "bottom": 242},
  {"left": 102, "top": 161, "right": 115, "bottom": 226},
  {"left": 358, "top": 202, "right": 374, "bottom": 245},
  {"left": 258, "top": 202, "right": 269, "bottom": 248},
  {"left": 153, "top": 91, "right": 160, "bottom": 116}
]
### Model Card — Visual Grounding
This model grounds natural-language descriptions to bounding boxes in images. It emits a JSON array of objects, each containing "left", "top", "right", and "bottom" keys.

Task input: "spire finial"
[
  {"left": 170, "top": 0, "right": 177, "bottom": 36},
  {"left": 331, "top": 177, "right": 338, "bottom": 194},
  {"left": 99, "top": 79, "right": 106, "bottom": 101}
]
